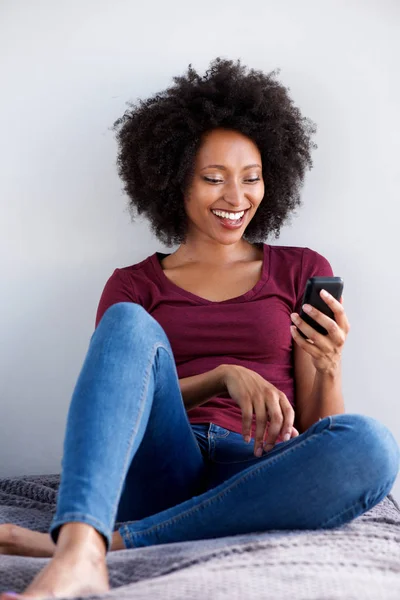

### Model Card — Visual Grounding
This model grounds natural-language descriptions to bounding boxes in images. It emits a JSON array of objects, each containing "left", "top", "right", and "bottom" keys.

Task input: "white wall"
[{"left": 1, "top": 0, "right": 399, "bottom": 501}]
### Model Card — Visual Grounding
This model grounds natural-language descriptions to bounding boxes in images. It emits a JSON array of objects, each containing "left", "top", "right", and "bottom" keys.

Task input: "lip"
[
  {"left": 210, "top": 207, "right": 250, "bottom": 230},
  {"left": 210, "top": 208, "right": 250, "bottom": 214}
]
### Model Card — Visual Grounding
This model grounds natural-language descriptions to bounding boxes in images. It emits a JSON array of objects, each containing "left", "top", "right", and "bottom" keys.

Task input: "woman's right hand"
[{"left": 220, "top": 364, "right": 299, "bottom": 457}]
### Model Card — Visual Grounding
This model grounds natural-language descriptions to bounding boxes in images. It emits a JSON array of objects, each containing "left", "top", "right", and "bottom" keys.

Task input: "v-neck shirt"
[{"left": 95, "top": 243, "right": 334, "bottom": 437}]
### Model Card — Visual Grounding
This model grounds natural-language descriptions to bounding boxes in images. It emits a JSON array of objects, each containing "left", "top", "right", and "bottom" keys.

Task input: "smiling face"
[{"left": 183, "top": 128, "right": 265, "bottom": 246}]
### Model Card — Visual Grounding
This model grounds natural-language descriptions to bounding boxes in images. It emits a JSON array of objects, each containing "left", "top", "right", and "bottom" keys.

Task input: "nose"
[{"left": 223, "top": 180, "right": 244, "bottom": 208}]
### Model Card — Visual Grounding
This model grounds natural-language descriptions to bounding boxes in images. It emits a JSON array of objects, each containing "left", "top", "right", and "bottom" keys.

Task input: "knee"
[
  {"left": 332, "top": 413, "right": 400, "bottom": 487},
  {"left": 103, "top": 301, "right": 148, "bottom": 323},
  {"left": 99, "top": 302, "right": 169, "bottom": 346}
]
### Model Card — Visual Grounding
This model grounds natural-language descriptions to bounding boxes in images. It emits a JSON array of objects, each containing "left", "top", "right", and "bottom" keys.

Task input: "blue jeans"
[{"left": 49, "top": 302, "right": 400, "bottom": 550}]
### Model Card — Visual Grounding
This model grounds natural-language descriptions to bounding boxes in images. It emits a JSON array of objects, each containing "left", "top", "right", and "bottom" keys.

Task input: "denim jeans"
[{"left": 49, "top": 302, "right": 400, "bottom": 550}]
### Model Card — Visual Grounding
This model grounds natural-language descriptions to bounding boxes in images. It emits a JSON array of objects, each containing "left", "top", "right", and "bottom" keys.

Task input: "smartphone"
[{"left": 296, "top": 276, "right": 344, "bottom": 339}]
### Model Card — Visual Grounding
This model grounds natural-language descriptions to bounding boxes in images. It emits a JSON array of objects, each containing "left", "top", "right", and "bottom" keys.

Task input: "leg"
[
  {"left": 0, "top": 525, "right": 124, "bottom": 558},
  {"left": 118, "top": 413, "right": 400, "bottom": 547},
  {"left": 1, "top": 302, "right": 206, "bottom": 599},
  {"left": 51, "top": 302, "right": 206, "bottom": 544}
]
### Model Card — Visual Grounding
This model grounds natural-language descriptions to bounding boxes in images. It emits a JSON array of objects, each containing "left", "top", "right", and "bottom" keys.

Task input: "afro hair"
[{"left": 112, "top": 57, "right": 317, "bottom": 247}]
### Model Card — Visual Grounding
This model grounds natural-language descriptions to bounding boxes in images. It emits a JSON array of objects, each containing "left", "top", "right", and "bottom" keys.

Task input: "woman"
[{"left": 1, "top": 57, "right": 399, "bottom": 599}]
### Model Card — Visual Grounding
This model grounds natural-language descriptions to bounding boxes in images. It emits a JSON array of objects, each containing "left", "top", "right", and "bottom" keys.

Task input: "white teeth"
[{"left": 211, "top": 209, "right": 245, "bottom": 220}]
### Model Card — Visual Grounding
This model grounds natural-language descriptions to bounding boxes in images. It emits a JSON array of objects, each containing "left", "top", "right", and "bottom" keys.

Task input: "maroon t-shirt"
[{"left": 95, "top": 243, "right": 334, "bottom": 438}]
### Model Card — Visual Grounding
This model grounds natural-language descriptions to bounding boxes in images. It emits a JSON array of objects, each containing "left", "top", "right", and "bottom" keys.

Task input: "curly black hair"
[{"left": 112, "top": 57, "right": 317, "bottom": 247}]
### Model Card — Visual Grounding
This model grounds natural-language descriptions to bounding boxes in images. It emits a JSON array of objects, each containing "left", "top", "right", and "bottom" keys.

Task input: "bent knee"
[
  {"left": 101, "top": 302, "right": 155, "bottom": 332},
  {"left": 332, "top": 413, "right": 400, "bottom": 484},
  {"left": 98, "top": 302, "right": 170, "bottom": 347},
  {"left": 102, "top": 301, "right": 147, "bottom": 321}
]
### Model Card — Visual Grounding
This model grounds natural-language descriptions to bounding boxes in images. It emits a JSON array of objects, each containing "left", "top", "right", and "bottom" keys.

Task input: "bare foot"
[
  {"left": 0, "top": 546, "right": 109, "bottom": 599},
  {"left": 0, "top": 522, "right": 127, "bottom": 599},
  {"left": 0, "top": 524, "right": 55, "bottom": 557},
  {"left": 0, "top": 524, "right": 126, "bottom": 558}
]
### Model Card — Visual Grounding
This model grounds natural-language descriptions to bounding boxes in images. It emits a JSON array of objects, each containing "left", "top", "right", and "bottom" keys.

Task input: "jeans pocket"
[
  {"left": 210, "top": 423, "right": 231, "bottom": 438},
  {"left": 211, "top": 429, "right": 257, "bottom": 464}
]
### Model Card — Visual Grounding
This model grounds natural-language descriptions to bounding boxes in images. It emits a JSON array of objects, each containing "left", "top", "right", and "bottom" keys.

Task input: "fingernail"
[
  {"left": 283, "top": 433, "right": 291, "bottom": 441},
  {"left": 255, "top": 447, "right": 262, "bottom": 457},
  {"left": 264, "top": 443, "right": 274, "bottom": 451},
  {"left": 244, "top": 435, "right": 251, "bottom": 444}
]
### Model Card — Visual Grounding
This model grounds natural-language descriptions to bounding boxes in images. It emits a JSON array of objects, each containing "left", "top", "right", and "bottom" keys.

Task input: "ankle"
[{"left": 54, "top": 523, "right": 107, "bottom": 559}]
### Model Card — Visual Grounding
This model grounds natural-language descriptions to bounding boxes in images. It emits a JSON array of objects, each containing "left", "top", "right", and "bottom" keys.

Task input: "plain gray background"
[{"left": 1, "top": 0, "right": 399, "bottom": 502}]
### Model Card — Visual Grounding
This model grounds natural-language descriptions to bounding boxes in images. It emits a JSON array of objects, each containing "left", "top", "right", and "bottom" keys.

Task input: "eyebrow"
[{"left": 200, "top": 164, "right": 261, "bottom": 171}]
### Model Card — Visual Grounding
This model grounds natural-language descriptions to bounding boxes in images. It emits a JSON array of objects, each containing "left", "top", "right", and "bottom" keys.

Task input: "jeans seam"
[
  {"left": 51, "top": 513, "right": 109, "bottom": 535},
  {"left": 129, "top": 422, "right": 332, "bottom": 541},
  {"left": 109, "top": 341, "right": 170, "bottom": 527},
  {"left": 119, "top": 523, "right": 135, "bottom": 547}
]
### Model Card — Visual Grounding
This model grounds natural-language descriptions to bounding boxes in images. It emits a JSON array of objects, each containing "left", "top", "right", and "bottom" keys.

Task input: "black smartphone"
[{"left": 296, "top": 276, "right": 344, "bottom": 339}]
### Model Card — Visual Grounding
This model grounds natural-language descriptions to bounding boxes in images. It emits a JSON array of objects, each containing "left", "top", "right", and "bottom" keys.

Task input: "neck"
[{"left": 172, "top": 239, "right": 259, "bottom": 267}]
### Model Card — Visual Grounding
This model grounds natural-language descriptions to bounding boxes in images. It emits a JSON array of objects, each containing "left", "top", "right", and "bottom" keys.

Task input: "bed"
[{"left": 1, "top": 474, "right": 399, "bottom": 599}]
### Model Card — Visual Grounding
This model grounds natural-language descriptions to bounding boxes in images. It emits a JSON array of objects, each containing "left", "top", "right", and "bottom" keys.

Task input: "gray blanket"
[{"left": 1, "top": 474, "right": 399, "bottom": 599}]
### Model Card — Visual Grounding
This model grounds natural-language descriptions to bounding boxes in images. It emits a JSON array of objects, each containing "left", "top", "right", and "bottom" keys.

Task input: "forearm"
[
  {"left": 179, "top": 365, "right": 227, "bottom": 411},
  {"left": 299, "top": 364, "right": 345, "bottom": 432}
]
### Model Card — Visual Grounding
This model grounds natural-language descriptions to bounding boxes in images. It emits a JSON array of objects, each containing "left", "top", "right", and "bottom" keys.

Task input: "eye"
[
  {"left": 203, "top": 177, "right": 223, "bottom": 184},
  {"left": 204, "top": 177, "right": 261, "bottom": 184}
]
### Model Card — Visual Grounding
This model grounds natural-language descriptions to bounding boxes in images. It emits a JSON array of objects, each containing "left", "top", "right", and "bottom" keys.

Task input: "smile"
[{"left": 210, "top": 208, "right": 250, "bottom": 229}]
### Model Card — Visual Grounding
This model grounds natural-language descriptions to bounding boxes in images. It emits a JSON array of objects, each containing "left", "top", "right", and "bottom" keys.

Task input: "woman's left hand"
[{"left": 290, "top": 290, "right": 351, "bottom": 375}]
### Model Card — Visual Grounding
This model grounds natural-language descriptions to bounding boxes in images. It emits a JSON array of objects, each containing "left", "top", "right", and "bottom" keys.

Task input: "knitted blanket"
[{"left": 1, "top": 474, "right": 399, "bottom": 599}]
